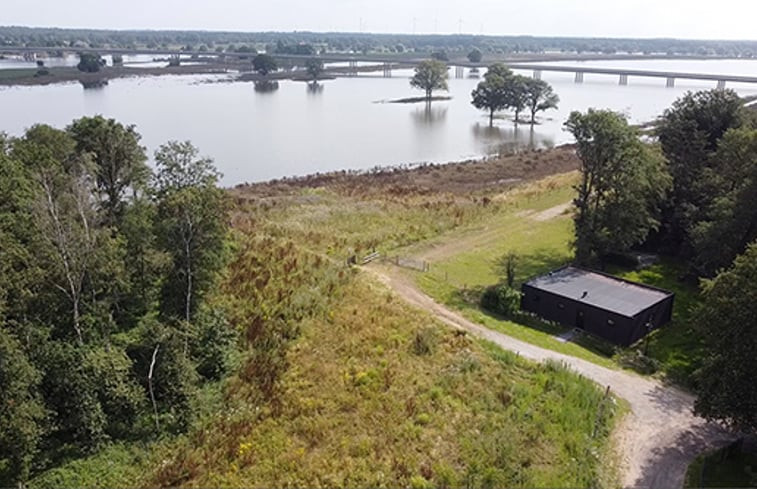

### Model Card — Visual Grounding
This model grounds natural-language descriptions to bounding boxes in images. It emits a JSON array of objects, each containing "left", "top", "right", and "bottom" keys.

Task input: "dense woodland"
[
  {"left": 564, "top": 89, "right": 757, "bottom": 433},
  {"left": 4, "top": 26, "right": 757, "bottom": 57},
  {"left": 0, "top": 119, "right": 232, "bottom": 485}
]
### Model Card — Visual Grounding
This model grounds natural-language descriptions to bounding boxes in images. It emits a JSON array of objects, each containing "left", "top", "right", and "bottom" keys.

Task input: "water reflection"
[
  {"left": 411, "top": 103, "right": 448, "bottom": 126},
  {"left": 306, "top": 82, "right": 324, "bottom": 95},
  {"left": 253, "top": 80, "right": 280, "bottom": 93},
  {"left": 79, "top": 79, "right": 109, "bottom": 90},
  {"left": 471, "top": 123, "right": 555, "bottom": 155}
]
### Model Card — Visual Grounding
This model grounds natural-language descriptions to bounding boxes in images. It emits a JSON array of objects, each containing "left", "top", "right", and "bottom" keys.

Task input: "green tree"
[
  {"left": 12, "top": 126, "right": 96, "bottom": 343},
  {"left": 252, "top": 54, "right": 278, "bottom": 76},
  {"left": 694, "top": 242, "right": 757, "bottom": 432},
  {"left": 565, "top": 110, "right": 671, "bottom": 265},
  {"left": 471, "top": 68, "right": 510, "bottom": 126},
  {"left": 504, "top": 75, "right": 530, "bottom": 124},
  {"left": 656, "top": 89, "right": 746, "bottom": 255},
  {"left": 77, "top": 52, "right": 105, "bottom": 73},
  {"left": 0, "top": 328, "right": 46, "bottom": 486},
  {"left": 410, "top": 60, "right": 449, "bottom": 102},
  {"left": 67, "top": 116, "right": 149, "bottom": 227},
  {"left": 467, "top": 48, "right": 483, "bottom": 63},
  {"left": 431, "top": 50, "right": 449, "bottom": 62},
  {"left": 153, "top": 141, "right": 228, "bottom": 324},
  {"left": 524, "top": 78, "right": 559, "bottom": 125},
  {"left": 689, "top": 127, "right": 757, "bottom": 276},
  {"left": 305, "top": 58, "right": 324, "bottom": 81}
]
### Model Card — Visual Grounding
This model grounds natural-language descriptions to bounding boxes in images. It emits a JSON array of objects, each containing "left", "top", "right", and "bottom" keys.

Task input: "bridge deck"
[{"left": 3, "top": 46, "right": 756, "bottom": 83}]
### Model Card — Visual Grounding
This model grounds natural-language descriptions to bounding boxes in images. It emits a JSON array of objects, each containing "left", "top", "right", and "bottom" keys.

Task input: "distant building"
[{"left": 521, "top": 266, "right": 674, "bottom": 346}]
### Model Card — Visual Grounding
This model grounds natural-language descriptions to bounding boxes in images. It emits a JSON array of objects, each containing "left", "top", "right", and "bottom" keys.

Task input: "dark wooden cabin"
[{"left": 521, "top": 266, "right": 674, "bottom": 346}]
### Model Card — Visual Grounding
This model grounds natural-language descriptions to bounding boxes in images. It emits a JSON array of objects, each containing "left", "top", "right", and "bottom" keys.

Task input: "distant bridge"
[
  {"left": 3, "top": 45, "right": 755, "bottom": 87},
  {"left": 507, "top": 63, "right": 757, "bottom": 88}
]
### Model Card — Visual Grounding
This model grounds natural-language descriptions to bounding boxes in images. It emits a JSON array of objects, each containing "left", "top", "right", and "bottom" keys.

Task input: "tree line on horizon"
[
  {"left": 0, "top": 117, "right": 232, "bottom": 485},
  {"left": 4, "top": 26, "right": 757, "bottom": 58}
]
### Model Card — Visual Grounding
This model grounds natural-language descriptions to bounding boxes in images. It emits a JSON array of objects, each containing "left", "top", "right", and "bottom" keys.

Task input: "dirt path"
[{"left": 368, "top": 265, "right": 734, "bottom": 489}]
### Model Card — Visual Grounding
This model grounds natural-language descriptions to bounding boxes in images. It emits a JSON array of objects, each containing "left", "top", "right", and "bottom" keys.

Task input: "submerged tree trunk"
[{"left": 489, "top": 108, "right": 495, "bottom": 127}]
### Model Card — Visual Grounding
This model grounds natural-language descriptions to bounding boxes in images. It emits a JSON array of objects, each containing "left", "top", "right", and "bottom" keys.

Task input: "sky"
[{"left": 2, "top": 0, "right": 756, "bottom": 41}]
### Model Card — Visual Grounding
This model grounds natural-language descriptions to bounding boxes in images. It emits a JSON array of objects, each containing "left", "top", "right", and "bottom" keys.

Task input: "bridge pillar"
[
  {"left": 383, "top": 63, "right": 392, "bottom": 78},
  {"left": 619, "top": 74, "right": 628, "bottom": 86},
  {"left": 533, "top": 70, "right": 542, "bottom": 80},
  {"left": 717, "top": 80, "right": 726, "bottom": 89},
  {"left": 349, "top": 60, "right": 357, "bottom": 77},
  {"left": 666, "top": 77, "right": 676, "bottom": 88},
  {"left": 574, "top": 72, "right": 584, "bottom": 84},
  {"left": 455, "top": 66, "right": 464, "bottom": 79}
]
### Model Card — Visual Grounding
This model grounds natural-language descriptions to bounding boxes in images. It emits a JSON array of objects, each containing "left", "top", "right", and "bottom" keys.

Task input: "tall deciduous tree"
[
  {"left": 471, "top": 71, "right": 509, "bottom": 127},
  {"left": 67, "top": 116, "right": 149, "bottom": 227},
  {"left": 565, "top": 110, "right": 671, "bottom": 265},
  {"left": 655, "top": 89, "right": 746, "bottom": 255},
  {"left": 77, "top": 52, "right": 104, "bottom": 73},
  {"left": 410, "top": 59, "right": 449, "bottom": 102},
  {"left": 505, "top": 75, "right": 530, "bottom": 124},
  {"left": 689, "top": 127, "right": 757, "bottom": 276},
  {"left": 524, "top": 78, "right": 559, "bottom": 125},
  {"left": 467, "top": 48, "right": 483, "bottom": 63},
  {"left": 154, "top": 141, "right": 228, "bottom": 324},
  {"left": 305, "top": 58, "right": 324, "bottom": 81},
  {"left": 252, "top": 54, "right": 278, "bottom": 76},
  {"left": 694, "top": 242, "right": 757, "bottom": 433},
  {"left": 13, "top": 126, "right": 97, "bottom": 344}
]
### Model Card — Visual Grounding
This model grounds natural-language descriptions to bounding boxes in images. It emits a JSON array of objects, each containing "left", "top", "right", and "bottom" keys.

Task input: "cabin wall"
[{"left": 521, "top": 284, "right": 648, "bottom": 346}]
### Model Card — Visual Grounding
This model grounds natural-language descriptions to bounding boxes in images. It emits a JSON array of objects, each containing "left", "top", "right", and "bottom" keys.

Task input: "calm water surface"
[{"left": 2, "top": 59, "right": 757, "bottom": 185}]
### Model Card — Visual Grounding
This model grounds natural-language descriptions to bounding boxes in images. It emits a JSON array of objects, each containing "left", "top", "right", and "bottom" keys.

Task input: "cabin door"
[{"left": 575, "top": 310, "right": 585, "bottom": 329}]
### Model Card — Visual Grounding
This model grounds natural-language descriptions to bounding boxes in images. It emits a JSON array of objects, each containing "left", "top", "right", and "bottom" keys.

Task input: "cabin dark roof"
[{"left": 525, "top": 266, "right": 672, "bottom": 317}]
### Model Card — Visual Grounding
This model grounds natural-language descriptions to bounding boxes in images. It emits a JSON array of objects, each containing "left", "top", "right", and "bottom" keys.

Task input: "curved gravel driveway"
[{"left": 370, "top": 266, "right": 735, "bottom": 489}]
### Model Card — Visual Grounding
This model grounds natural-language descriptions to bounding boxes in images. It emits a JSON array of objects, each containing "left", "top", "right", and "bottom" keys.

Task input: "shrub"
[
  {"left": 615, "top": 348, "right": 660, "bottom": 375},
  {"left": 480, "top": 284, "right": 521, "bottom": 316},
  {"left": 412, "top": 327, "right": 437, "bottom": 355}
]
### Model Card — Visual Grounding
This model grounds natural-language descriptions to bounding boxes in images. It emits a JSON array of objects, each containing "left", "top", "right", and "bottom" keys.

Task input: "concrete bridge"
[
  {"left": 3, "top": 45, "right": 755, "bottom": 87},
  {"left": 508, "top": 63, "right": 756, "bottom": 88}
]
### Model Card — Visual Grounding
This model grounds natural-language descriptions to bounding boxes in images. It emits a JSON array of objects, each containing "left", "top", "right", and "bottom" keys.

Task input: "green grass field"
[{"left": 400, "top": 173, "right": 704, "bottom": 383}]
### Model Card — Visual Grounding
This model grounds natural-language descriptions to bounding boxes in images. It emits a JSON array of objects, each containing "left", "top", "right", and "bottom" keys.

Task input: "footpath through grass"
[{"left": 405, "top": 173, "right": 704, "bottom": 384}]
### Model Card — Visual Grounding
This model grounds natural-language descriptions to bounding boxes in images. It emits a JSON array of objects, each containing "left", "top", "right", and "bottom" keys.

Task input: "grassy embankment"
[{"left": 29, "top": 149, "right": 622, "bottom": 487}]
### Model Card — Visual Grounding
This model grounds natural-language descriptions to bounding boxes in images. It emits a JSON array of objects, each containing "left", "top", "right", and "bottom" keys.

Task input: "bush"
[
  {"left": 615, "top": 348, "right": 660, "bottom": 375},
  {"left": 412, "top": 327, "right": 437, "bottom": 355},
  {"left": 480, "top": 284, "right": 521, "bottom": 316}
]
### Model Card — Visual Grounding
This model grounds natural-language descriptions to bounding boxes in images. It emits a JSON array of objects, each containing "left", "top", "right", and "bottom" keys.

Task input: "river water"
[{"left": 1, "top": 58, "right": 757, "bottom": 185}]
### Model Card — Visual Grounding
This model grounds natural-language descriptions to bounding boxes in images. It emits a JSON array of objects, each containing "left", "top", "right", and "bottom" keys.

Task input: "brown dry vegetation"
[{"left": 233, "top": 145, "right": 579, "bottom": 198}]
